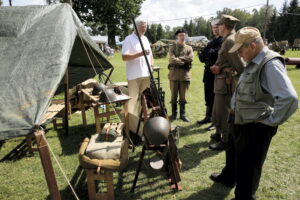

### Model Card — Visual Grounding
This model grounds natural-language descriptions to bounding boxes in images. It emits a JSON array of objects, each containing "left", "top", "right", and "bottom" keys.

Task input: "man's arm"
[
  {"left": 122, "top": 50, "right": 150, "bottom": 61},
  {"left": 260, "top": 59, "right": 298, "bottom": 126},
  {"left": 179, "top": 46, "right": 194, "bottom": 63},
  {"left": 169, "top": 45, "right": 184, "bottom": 65}
]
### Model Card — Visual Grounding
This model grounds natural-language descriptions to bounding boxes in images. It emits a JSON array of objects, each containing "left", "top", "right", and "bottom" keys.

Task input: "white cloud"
[{"left": 139, "top": 0, "right": 288, "bottom": 27}]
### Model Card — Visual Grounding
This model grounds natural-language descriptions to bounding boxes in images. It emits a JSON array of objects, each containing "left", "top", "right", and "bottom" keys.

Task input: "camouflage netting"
[{"left": 151, "top": 41, "right": 169, "bottom": 58}]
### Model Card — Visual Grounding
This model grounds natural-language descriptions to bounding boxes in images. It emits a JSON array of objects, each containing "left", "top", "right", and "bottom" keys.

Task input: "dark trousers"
[
  {"left": 203, "top": 70, "right": 215, "bottom": 108},
  {"left": 220, "top": 122, "right": 278, "bottom": 200},
  {"left": 204, "top": 82, "right": 214, "bottom": 108}
]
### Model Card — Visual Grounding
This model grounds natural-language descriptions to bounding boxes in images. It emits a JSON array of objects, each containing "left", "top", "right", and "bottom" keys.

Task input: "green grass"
[{"left": 0, "top": 50, "right": 299, "bottom": 200}]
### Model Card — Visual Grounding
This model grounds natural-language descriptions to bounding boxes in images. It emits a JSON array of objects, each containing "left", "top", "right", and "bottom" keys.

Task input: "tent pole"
[
  {"left": 64, "top": 69, "right": 69, "bottom": 136},
  {"left": 34, "top": 130, "right": 61, "bottom": 200}
]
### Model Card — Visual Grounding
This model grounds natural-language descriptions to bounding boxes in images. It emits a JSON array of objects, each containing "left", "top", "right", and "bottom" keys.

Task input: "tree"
[
  {"left": 188, "top": 19, "right": 196, "bottom": 36},
  {"left": 156, "top": 24, "right": 165, "bottom": 41},
  {"left": 266, "top": 9, "right": 278, "bottom": 42},
  {"left": 285, "top": 0, "right": 300, "bottom": 43},
  {"left": 145, "top": 24, "right": 158, "bottom": 43},
  {"left": 72, "top": 0, "right": 145, "bottom": 47},
  {"left": 183, "top": 20, "right": 189, "bottom": 34},
  {"left": 248, "top": 5, "right": 275, "bottom": 35},
  {"left": 194, "top": 17, "right": 210, "bottom": 37}
]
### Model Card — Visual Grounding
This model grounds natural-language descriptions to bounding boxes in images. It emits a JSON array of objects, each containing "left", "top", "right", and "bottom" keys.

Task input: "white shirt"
[{"left": 122, "top": 33, "right": 152, "bottom": 80}]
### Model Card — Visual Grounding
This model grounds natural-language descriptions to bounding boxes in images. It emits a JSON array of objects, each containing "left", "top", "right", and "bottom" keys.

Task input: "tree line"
[
  {"left": 2, "top": 0, "right": 299, "bottom": 46},
  {"left": 144, "top": 0, "right": 300, "bottom": 45}
]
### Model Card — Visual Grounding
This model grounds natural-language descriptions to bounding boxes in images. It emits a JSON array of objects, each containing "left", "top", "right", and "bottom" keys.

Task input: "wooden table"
[{"left": 79, "top": 88, "right": 131, "bottom": 133}]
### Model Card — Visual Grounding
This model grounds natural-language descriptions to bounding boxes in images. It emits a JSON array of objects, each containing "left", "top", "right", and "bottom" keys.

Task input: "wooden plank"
[{"left": 64, "top": 70, "right": 69, "bottom": 136}]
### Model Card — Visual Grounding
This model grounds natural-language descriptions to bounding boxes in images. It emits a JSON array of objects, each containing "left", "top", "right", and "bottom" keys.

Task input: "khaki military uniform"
[
  {"left": 168, "top": 42, "right": 194, "bottom": 104},
  {"left": 213, "top": 30, "right": 244, "bottom": 142}
]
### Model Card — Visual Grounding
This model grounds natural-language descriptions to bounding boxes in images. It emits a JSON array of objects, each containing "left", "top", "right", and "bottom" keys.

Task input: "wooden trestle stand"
[{"left": 131, "top": 92, "right": 182, "bottom": 193}]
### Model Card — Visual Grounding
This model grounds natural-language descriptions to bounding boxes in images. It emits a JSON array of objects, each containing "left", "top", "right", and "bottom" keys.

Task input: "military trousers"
[
  {"left": 212, "top": 92, "right": 231, "bottom": 142},
  {"left": 219, "top": 122, "right": 277, "bottom": 200},
  {"left": 169, "top": 80, "right": 190, "bottom": 104},
  {"left": 125, "top": 76, "right": 150, "bottom": 136},
  {"left": 212, "top": 75, "right": 233, "bottom": 142}
]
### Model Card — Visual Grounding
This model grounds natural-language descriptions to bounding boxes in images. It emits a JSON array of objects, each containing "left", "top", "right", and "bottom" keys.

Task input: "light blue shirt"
[{"left": 231, "top": 47, "right": 298, "bottom": 126}]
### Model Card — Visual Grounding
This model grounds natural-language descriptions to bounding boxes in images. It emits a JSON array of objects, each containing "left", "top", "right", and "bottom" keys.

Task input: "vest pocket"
[
  {"left": 237, "top": 106, "right": 271, "bottom": 121},
  {"left": 236, "top": 75, "right": 256, "bottom": 102}
]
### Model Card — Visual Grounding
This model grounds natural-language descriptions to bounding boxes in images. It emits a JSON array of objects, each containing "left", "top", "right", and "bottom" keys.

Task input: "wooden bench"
[{"left": 79, "top": 133, "right": 128, "bottom": 200}]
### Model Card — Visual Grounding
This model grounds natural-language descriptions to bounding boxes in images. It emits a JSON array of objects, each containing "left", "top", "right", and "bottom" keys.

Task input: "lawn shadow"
[
  {"left": 46, "top": 166, "right": 89, "bottom": 200},
  {"left": 56, "top": 124, "right": 95, "bottom": 156},
  {"left": 115, "top": 147, "right": 181, "bottom": 199},
  {"left": 0, "top": 128, "right": 53, "bottom": 162},
  {"left": 179, "top": 122, "right": 212, "bottom": 138},
  {"left": 179, "top": 141, "right": 221, "bottom": 172},
  {"left": 181, "top": 182, "right": 232, "bottom": 200}
]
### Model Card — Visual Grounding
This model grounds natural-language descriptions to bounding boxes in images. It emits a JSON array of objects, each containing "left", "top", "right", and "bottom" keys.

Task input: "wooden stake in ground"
[{"left": 34, "top": 130, "right": 61, "bottom": 200}]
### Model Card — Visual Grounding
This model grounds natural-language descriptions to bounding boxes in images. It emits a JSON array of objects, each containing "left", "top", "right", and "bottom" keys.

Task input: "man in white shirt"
[{"left": 122, "top": 20, "right": 154, "bottom": 136}]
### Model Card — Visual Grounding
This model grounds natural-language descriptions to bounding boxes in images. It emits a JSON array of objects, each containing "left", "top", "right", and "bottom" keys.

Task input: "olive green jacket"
[
  {"left": 214, "top": 30, "right": 245, "bottom": 95},
  {"left": 168, "top": 42, "right": 194, "bottom": 81}
]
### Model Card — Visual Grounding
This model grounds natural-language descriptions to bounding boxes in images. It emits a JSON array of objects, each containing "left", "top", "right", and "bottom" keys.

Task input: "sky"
[
  {"left": 139, "top": 0, "right": 287, "bottom": 27},
  {"left": 3, "top": 0, "right": 288, "bottom": 27}
]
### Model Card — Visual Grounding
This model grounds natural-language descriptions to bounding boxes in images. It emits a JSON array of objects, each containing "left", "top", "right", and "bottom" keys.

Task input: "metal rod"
[{"left": 263, "top": 0, "right": 269, "bottom": 40}]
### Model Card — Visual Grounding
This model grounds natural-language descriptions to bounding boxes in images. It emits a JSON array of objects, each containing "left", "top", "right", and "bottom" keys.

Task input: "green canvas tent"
[{"left": 0, "top": 3, "right": 113, "bottom": 140}]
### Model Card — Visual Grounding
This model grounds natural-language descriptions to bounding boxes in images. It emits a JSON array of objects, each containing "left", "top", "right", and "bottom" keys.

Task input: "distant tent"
[{"left": 0, "top": 3, "right": 113, "bottom": 140}]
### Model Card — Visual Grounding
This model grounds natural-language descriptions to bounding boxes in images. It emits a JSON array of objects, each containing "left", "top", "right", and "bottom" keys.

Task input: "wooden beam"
[
  {"left": 64, "top": 69, "right": 69, "bottom": 136},
  {"left": 34, "top": 130, "right": 61, "bottom": 200}
]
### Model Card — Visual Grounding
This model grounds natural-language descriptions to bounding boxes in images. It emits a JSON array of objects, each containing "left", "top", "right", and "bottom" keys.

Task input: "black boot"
[
  {"left": 170, "top": 104, "right": 177, "bottom": 121},
  {"left": 197, "top": 106, "right": 212, "bottom": 125},
  {"left": 180, "top": 104, "right": 190, "bottom": 122}
]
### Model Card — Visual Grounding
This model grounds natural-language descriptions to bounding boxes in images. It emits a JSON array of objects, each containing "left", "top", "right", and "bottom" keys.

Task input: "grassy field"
[{"left": 0, "top": 50, "right": 299, "bottom": 200}]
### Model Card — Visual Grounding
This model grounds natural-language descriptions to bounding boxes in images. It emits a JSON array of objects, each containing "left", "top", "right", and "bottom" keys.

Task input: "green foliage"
[
  {"left": 269, "top": 0, "right": 300, "bottom": 43},
  {"left": 156, "top": 24, "right": 164, "bottom": 41},
  {"left": 71, "top": 0, "right": 145, "bottom": 47}
]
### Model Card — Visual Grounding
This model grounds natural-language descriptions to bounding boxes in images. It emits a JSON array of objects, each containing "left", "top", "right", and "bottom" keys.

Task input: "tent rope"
[
  {"left": 77, "top": 27, "right": 123, "bottom": 123},
  {"left": 77, "top": 30, "right": 99, "bottom": 76},
  {"left": 42, "top": 133, "right": 80, "bottom": 200}
]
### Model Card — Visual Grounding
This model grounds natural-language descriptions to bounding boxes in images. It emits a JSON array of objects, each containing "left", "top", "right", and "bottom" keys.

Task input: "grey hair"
[
  {"left": 136, "top": 20, "right": 147, "bottom": 26},
  {"left": 244, "top": 37, "right": 264, "bottom": 47}
]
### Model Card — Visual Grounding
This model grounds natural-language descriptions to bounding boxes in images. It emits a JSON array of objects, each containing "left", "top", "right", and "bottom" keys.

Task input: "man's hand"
[
  {"left": 223, "top": 67, "right": 233, "bottom": 73},
  {"left": 142, "top": 49, "right": 151, "bottom": 56},
  {"left": 210, "top": 65, "right": 221, "bottom": 74}
]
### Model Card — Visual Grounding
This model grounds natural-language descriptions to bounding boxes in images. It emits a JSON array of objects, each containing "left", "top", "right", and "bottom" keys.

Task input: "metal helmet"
[
  {"left": 143, "top": 116, "right": 170, "bottom": 145},
  {"left": 99, "top": 88, "right": 118, "bottom": 102},
  {"left": 92, "top": 83, "right": 107, "bottom": 95}
]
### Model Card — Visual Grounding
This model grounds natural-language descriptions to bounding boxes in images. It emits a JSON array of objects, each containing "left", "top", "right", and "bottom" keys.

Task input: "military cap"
[
  {"left": 216, "top": 14, "right": 240, "bottom": 28},
  {"left": 229, "top": 26, "right": 262, "bottom": 53},
  {"left": 175, "top": 28, "right": 187, "bottom": 36}
]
